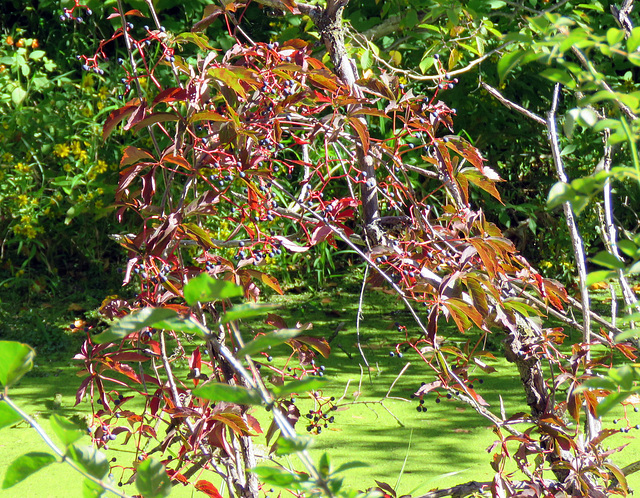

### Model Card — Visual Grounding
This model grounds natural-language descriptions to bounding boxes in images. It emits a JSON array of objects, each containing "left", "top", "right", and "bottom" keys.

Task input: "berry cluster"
[
  {"left": 305, "top": 396, "right": 337, "bottom": 434},
  {"left": 59, "top": 1, "right": 92, "bottom": 23}
]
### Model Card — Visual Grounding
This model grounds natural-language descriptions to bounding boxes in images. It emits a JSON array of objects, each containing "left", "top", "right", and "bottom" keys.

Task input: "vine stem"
[{"left": 0, "top": 393, "right": 132, "bottom": 498}]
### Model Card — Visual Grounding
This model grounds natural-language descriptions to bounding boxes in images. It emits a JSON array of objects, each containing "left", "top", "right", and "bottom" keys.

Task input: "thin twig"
[
  {"left": 356, "top": 265, "right": 371, "bottom": 377},
  {"left": 1, "top": 394, "right": 132, "bottom": 498},
  {"left": 481, "top": 81, "right": 547, "bottom": 125},
  {"left": 548, "top": 83, "right": 600, "bottom": 441}
]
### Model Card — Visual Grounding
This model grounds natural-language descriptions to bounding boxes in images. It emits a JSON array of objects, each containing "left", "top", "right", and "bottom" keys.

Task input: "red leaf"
[
  {"left": 152, "top": 87, "right": 188, "bottom": 107},
  {"left": 245, "top": 269, "right": 284, "bottom": 295},
  {"left": 132, "top": 112, "right": 180, "bottom": 132},
  {"left": 310, "top": 224, "right": 333, "bottom": 245},
  {"left": 192, "top": 6, "right": 225, "bottom": 32},
  {"left": 120, "top": 146, "right": 155, "bottom": 168},
  {"left": 195, "top": 480, "right": 224, "bottom": 498},
  {"left": 166, "top": 469, "right": 189, "bottom": 484},
  {"left": 190, "top": 347, "right": 202, "bottom": 372},
  {"left": 292, "top": 336, "right": 330, "bottom": 358},
  {"left": 103, "top": 100, "right": 141, "bottom": 140},
  {"left": 162, "top": 154, "right": 192, "bottom": 170},
  {"left": 266, "top": 313, "right": 288, "bottom": 329},
  {"left": 348, "top": 116, "right": 370, "bottom": 154},
  {"left": 108, "top": 352, "right": 151, "bottom": 362},
  {"left": 272, "top": 235, "right": 309, "bottom": 253}
]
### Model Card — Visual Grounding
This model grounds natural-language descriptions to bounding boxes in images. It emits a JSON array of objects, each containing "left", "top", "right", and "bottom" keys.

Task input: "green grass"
[{"left": 2, "top": 277, "right": 640, "bottom": 497}]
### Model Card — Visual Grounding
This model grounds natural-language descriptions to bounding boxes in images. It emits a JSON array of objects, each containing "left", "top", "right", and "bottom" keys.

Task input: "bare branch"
[{"left": 481, "top": 82, "right": 547, "bottom": 125}]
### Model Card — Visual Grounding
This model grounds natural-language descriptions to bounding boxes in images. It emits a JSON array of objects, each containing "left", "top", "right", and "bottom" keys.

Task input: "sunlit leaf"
[
  {"left": 0, "top": 341, "right": 35, "bottom": 387},
  {"left": 66, "top": 444, "right": 109, "bottom": 480},
  {"left": 136, "top": 457, "right": 171, "bottom": 498},
  {"left": 193, "top": 383, "right": 262, "bottom": 405},
  {"left": 92, "top": 308, "right": 178, "bottom": 344},
  {"left": 0, "top": 401, "right": 21, "bottom": 430},
  {"left": 50, "top": 414, "right": 86, "bottom": 447},
  {"left": 221, "top": 303, "right": 278, "bottom": 324},
  {"left": 2, "top": 452, "right": 57, "bottom": 489},
  {"left": 497, "top": 50, "right": 525, "bottom": 83},
  {"left": 274, "top": 435, "right": 314, "bottom": 456},
  {"left": 271, "top": 378, "right": 327, "bottom": 398},
  {"left": 238, "top": 329, "right": 303, "bottom": 357},
  {"left": 183, "top": 273, "right": 243, "bottom": 306},
  {"left": 589, "top": 250, "right": 626, "bottom": 270}
]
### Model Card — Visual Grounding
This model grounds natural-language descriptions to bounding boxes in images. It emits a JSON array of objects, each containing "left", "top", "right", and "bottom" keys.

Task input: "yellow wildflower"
[
  {"left": 95, "top": 160, "right": 108, "bottom": 174},
  {"left": 17, "top": 194, "right": 29, "bottom": 206},
  {"left": 2, "top": 152, "right": 14, "bottom": 162},
  {"left": 71, "top": 141, "right": 83, "bottom": 156},
  {"left": 54, "top": 143, "right": 71, "bottom": 158},
  {"left": 63, "top": 163, "right": 73, "bottom": 172},
  {"left": 94, "top": 200, "right": 103, "bottom": 209},
  {"left": 15, "top": 162, "right": 31, "bottom": 173},
  {"left": 81, "top": 106, "right": 93, "bottom": 118}
]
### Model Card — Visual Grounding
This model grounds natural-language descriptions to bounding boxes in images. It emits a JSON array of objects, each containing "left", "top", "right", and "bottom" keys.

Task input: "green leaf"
[
  {"left": 487, "top": 0, "right": 506, "bottom": 8},
  {"left": 221, "top": 303, "right": 278, "bottom": 324},
  {"left": 0, "top": 341, "right": 35, "bottom": 387},
  {"left": 11, "top": 86, "right": 27, "bottom": 105},
  {"left": 578, "top": 376, "right": 617, "bottom": 391},
  {"left": 193, "top": 383, "right": 262, "bottom": 405},
  {"left": 607, "top": 28, "right": 625, "bottom": 47},
  {"left": 183, "top": 273, "right": 243, "bottom": 306},
  {"left": 620, "top": 312, "right": 640, "bottom": 325},
  {"left": 564, "top": 109, "right": 578, "bottom": 138},
  {"left": 274, "top": 435, "right": 314, "bottom": 456},
  {"left": 151, "top": 316, "right": 210, "bottom": 339},
  {"left": 419, "top": 56, "right": 434, "bottom": 74},
  {"left": 136, "top": 458, "right": 171, "bottom": 498},
  {"left": 617, "top": 239, "right": 638, "bottom": 258},
  {"left": 319, "top": 452, "right": 331, "bottom": 476},
  {"left": 596, "top": 390, "right": 631, "bottom": 417},
  {"left": 50, "top": 414, "right": 86, "bottom": 447},
  {"left": 627, "top": 27, "right": 640, "bottom": 53},
  {"left": 589, "top": 250, "right": 626, "bottom": 270},
  {"left": 2, "top": 452, "right": 57, "bottom": 489},
  {"left": 92, "top": 308, "right": 178, "bottom": 344},
  {"left": 614, "top": 328, "right": 640, "bottom": 343},
  {"left": 0, "top": 401, "right": 21, "bottom": 430},
  {"left": 271, "top": 378, "right": 327, "bottom": 398},
  {"left": 29, "top": 50, "right": 46, "bottom": 60},
  {"left": 82, "top": 477, "right": 106, "bottom": 498},
  {"left": 497, "top": 50, "right": 525, "bottom": 83},
  {"left": 560, "top": 144, "right": 576, "bottom": 156},
  {"left": 252, "top": 466, "right": 306, "bottom": 488},
  {"left": 628, "top": 52, "right": 640, "bottom": 67},
  {"left": 361, "top": 49, "right": 372, "bottom": 70},
  {"left": 585, "top": 270, "right": 616, "bottom": 286},
  {"left": 238, "top": 328, "right": 303, "bottom": 357},
  {"left": 539, "top": 68, "right": 576, "bottom": 89},
  {"left": 333, "top": 461, "right": 369, "bottom": 474},
  {"left": 609, "top": 365, "right": 636, "bottom": 390},
  {"left": 66, "top": 444, "right": 109, "bottom": 480},
  {"left": 547, "top": 181, "right": 572, "bottom": 209}
]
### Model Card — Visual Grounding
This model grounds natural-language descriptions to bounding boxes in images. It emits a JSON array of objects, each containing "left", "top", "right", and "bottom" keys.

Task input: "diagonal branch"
[{"left": 481, "top": 82, "right": 547, "bottom": 125}]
